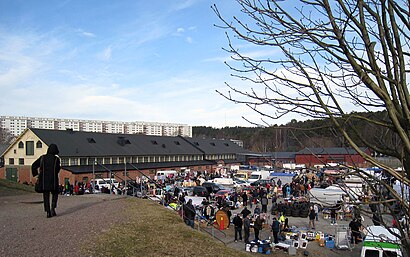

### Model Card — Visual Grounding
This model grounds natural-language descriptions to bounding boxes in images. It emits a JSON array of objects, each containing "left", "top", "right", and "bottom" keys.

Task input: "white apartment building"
[{"left": 0, "top": 116, "right": 192, "bottom": 137}]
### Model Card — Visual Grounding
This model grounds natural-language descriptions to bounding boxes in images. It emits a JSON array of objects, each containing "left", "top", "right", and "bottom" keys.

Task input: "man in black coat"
[
  {"left": 243, "top": 214, "right": 251, "bottom": 244},
  {"left": 271, "top": 217, "right": 280, "bottom": 244},
  {"left": 253, "top": 215, "right": 264, "bottom": 241},
  {"left": 232, "top": 214, "right": 243, "bottom": 242},
  {"left": 31, "top": 144, "right": 61, "bottom": 218},
  {"left": 183, "top": 199, "right": 196, "bottom": 228},
  {"left": 242, "top": 191, "right": 248, "bottom": 206}
]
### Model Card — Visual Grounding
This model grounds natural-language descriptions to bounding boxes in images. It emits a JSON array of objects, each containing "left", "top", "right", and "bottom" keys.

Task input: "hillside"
[{"left": 193, "top": 111, "right": 390, "bottom": 152}]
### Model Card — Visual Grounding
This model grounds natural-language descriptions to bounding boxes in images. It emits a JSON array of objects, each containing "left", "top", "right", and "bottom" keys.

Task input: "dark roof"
[
  {"left": 183, "top": 137, "right": 251, "bottom": 155},
  {"left": 272, "top": 152, "right": 296, "bottom": 159},
  {"left": 30, "top": 128, "right": 250, "bottom": 157},
  {"left": 0, "top": 143, "right": 10, "bottom": 157},
  {"left": 243, "top": 152, "right": 296, "bottom": 159},
  {"left": 64, "top": 160, "right": 217, "bottom": 174},
  {"left": 296, "top": 147, "right": 368, "bottom": 155},
  {"left": 31, "top": 128, "right": 203, "bottom": 157}
]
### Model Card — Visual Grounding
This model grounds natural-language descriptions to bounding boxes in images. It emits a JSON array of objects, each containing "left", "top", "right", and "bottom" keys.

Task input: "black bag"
[
  {"left": 35, "top": 179, "right": 43, "bottom": 193},
  {"left": 34, "top": 156, "right": 44, "bottom": 193}
]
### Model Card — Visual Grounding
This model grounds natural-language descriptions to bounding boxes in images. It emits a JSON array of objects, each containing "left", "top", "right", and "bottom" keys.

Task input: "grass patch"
[
  {"left": 82, "top": 198, "right": 253, "bottom": 257},
  {"left": 0, "top": 179, "right": 35, "bottom": 196}
]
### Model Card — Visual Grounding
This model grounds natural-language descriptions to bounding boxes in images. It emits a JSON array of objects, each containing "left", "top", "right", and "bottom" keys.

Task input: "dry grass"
[
  {"left": 82, "top": 198, "right": 254, "bottom": 257},
  {"left": 0, "top": 179, "right": 35, "bottom": 196}
]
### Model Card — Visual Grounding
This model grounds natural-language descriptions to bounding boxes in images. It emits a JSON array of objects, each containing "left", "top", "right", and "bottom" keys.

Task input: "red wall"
[{"left": 295, "top": 153, "right": 368, "bottom": 168}]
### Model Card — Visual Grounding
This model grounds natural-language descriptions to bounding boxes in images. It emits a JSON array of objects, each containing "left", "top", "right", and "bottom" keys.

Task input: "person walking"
[
  {"left": 313, "top": 204, "right": 319, "bottom": 221},
  {"left": 232, "top": 214, "right": 243, "bottom": 242},
  {"left": 271, "top": 217, "right": 280, "bottom": 244},
  {"left": 308, "top": 206, "right": 316, "bottom": 229},
  {"left": 253, "top": 215, "right": 263, "bottom": 241},
  {"left": 261, "top": 194, "right": 268, "bottom": 213},
  {"left": 242, "top": 191, "right": 248, "bottom": 207},
  {"left": 330, "top": 207, "right": 337, "bottom": 225},
  {"left": 31, "top": 144, "right": 61, "bottom": 218},
  {"left": 243, "top": 214, "right": 251, "bottom": 244}
]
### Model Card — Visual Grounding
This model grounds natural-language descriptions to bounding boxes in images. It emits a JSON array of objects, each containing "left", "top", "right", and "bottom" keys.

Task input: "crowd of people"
[{"left": 41, "top": 167, "right": 406, "bottom": 246}]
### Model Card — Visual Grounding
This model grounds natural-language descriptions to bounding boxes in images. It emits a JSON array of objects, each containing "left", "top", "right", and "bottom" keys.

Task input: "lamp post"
[{"left": 92, "top": 160, "right": 95, "bottom": 193}]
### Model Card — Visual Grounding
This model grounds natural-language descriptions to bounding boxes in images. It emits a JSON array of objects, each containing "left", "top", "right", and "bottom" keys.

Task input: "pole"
[
  {"left": 124, "top": 163, "right": 127, "bottom": 196},
  {"left": 92, "top": 161, "right": 95, "bottom": 193}
]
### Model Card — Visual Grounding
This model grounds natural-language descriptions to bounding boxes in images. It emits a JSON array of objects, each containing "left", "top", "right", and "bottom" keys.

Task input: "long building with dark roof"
[{"left": 1, "top": 128, "right": 250, "bottom": 185}]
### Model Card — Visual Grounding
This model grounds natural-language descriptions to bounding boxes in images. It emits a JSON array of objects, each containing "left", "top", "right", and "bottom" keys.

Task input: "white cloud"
[
  {"left": 76, "top": 29, "right": 96, "bottom": 38},
  {"left": 176, "top": 28, "right": 185, "bottom": 33},
  {"left": 97, "top": 46, "right": 112, "bottom": 61}
]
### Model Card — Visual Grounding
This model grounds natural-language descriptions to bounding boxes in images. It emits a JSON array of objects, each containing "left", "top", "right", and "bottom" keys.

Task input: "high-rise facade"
[{"left": 0, "top": 116, "right": 192, "bottom": 137}]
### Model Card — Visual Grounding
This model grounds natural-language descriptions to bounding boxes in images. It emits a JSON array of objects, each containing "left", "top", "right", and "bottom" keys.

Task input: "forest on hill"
[{"left": 193, "top": 111, "right": 392, "bottom": 153}]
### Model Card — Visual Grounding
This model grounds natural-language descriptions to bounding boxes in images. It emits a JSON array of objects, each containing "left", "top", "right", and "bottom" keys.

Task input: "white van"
[
  {"left": 92, "top": 178, "right": 119, "bottom": 190},
  {"left": 361, "top": 226, "right": 402, "bottom": 257},
  {"left": 213, "top": 177, "right": 234, "bottom": 185},
  {"left": 248, "top": 170, "right": 270, "bottom": 183},
  {"left": 156, "top": 170, "right": 177, "bottom": 178}
]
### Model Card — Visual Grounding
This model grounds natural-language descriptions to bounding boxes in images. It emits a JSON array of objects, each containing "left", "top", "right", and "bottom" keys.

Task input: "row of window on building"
[
  {"left": 9, "top": 154, "right": 236, "bottom": 166},
  {"left": 9, "top": 141, "right": 237, "bottom": 166}
]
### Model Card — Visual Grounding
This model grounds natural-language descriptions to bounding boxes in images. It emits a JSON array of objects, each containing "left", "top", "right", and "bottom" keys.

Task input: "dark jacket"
[
  {"left": 233, "top": 215, "right": 243, "bottom": 228},
  {"left": 183, "top": 202, "right": 196, "bottom": 220},
  {"left": 31, "top": 144, "right": 61, "bottom": 192},
  {"left": 271, "top": 219, "right": 280, "bottom": 232},
  {"left": 243, "top": 217, "right": 251, "bottom": 231},
  {"left": 309, "top": 209, "right": 316, "bottom": 220},
  {"left": 241, "top": 207, "right": 251, "bottom": 218},
  {"left": 254, "top": 216, "right": 263, "bottom": 230}
]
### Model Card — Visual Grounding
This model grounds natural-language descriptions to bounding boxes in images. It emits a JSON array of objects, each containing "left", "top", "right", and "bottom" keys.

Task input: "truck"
[
  {"left": 360, "top": 225, "right": 403, "bottom": 257},
  {"left": 248, "top": 170, "right": 271, "bottom": 183},
  {"left": 234, "top": 170, "right": 250, "bottom": 180}
]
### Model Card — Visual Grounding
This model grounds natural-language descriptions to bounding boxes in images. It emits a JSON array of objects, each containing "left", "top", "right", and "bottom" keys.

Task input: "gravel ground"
[
  {"left": 223, "top": 202, "right": 370, "bottom": 257},
  {"left": 0, "top": 193, "right": 129, "bottom": 257},
  {"left": 0, "top": 192, "right": 369, "bottom": 257}
]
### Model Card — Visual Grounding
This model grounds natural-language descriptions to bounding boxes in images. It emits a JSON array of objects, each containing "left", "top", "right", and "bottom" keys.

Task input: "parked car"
[
  {"left": 201, "top": 182, "right": 227, "bottom": 194},
  {"left": 233, "top": 177, "right": 250, "bottom": 188},
  {"left": 250, "top": 179, "right": 273, "bottom": 187},
  {"left": 192, "top": 186, "right": 209, "bottom": 197},
  {"left": 214, "top": 189, "right": 232, "bottom": 199}
]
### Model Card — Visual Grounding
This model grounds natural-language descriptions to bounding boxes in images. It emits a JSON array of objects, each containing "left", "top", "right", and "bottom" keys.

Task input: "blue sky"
[{"left": 0, "top": 0, "right": 296, "bottom": 128}]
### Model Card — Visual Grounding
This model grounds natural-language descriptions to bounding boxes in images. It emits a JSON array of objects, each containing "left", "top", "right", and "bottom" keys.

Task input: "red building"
[{"left": 295, "top": 147, "right": 371, "bottom": 168}]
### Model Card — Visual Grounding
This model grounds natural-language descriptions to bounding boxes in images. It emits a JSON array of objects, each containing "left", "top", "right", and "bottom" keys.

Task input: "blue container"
[{"left": 325, "top": 239, "right": 335, "bottom": 249}]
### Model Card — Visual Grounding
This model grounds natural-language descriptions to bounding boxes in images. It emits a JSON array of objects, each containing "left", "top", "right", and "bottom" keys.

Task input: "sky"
[{"left": 0, "top": 0, "right": 298, "bottom": 128}]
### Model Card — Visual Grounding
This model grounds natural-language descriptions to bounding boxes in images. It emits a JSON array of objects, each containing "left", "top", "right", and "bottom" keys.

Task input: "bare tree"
[
  {"left": 213, "top": 0, "right": 409, "bottom": 252},
  {"left": 0, "top": 127, "right": 14, "bottom": 145}
]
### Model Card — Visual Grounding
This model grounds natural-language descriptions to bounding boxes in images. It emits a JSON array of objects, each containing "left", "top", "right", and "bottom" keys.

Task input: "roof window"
[
  {"left": 87, "top": 138, "right": 96, "bottom": 143},
  {"left": 117, "top": 137, "right": 131, "bottom": 146}
]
